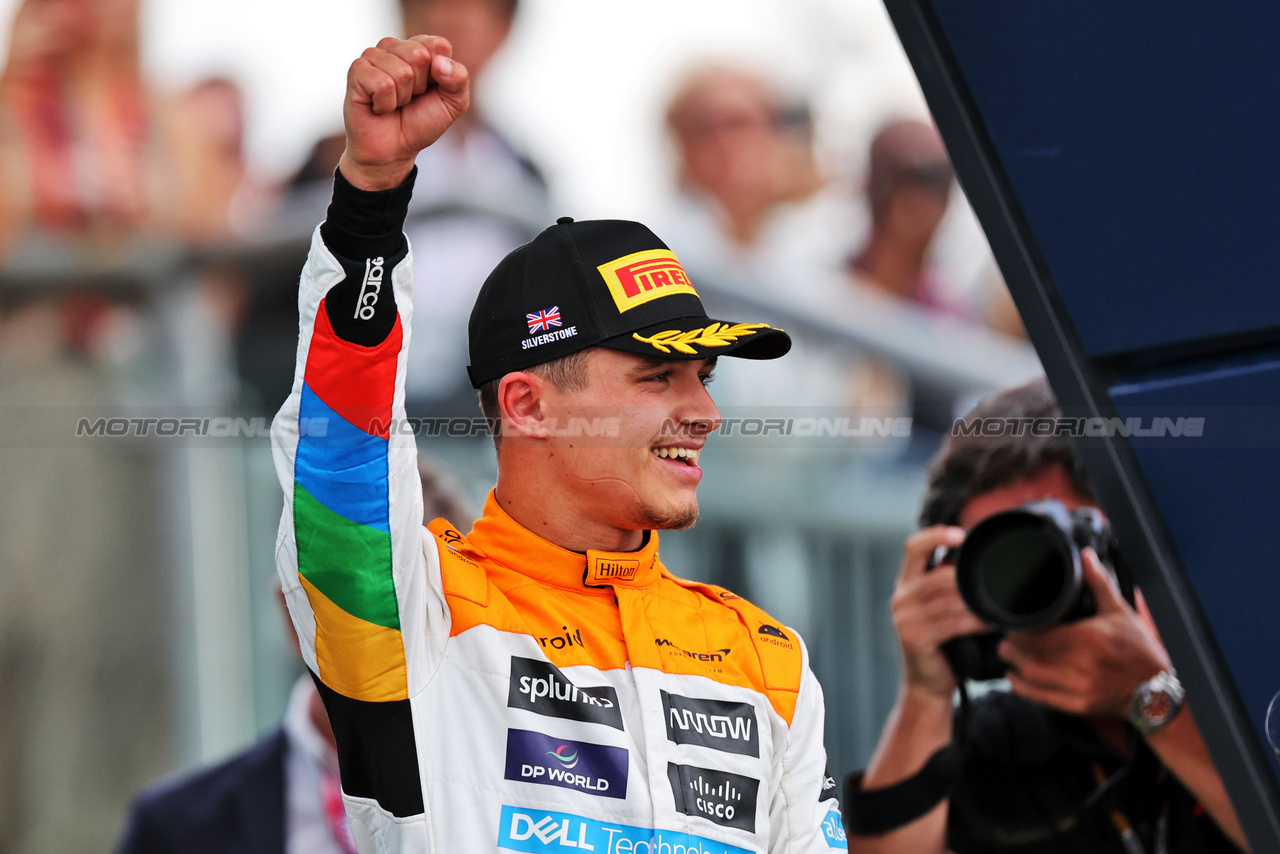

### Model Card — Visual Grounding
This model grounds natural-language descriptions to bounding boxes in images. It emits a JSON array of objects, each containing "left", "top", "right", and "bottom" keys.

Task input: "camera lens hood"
[{"left": 954, "top": 500, "right": 1083, "bottom": 632}]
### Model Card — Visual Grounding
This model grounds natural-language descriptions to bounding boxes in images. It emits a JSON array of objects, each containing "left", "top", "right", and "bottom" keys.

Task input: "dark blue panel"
[
  {"left": 932, "top": 2, "right": 1280, "bottom": 356},
  {"left": 1111, "top": 355, "right": 1280, "bottom": 761}
]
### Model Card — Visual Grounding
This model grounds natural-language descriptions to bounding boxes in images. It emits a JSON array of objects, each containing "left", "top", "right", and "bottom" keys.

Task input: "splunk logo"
[
  {"left": 354, "top": 256, "right": 385, "bottom": 320},
  {"left": 661, "top": 691, "right": 759, "bottom": 757},
  {"left": 505, "top": 729, "right": 628, "bottom": 799},
  {"left": 667, "top": 763, "right": 760, "bottom": 832},
  {"left": 508, "top": 657, "right": 624, "bottom": 730}
]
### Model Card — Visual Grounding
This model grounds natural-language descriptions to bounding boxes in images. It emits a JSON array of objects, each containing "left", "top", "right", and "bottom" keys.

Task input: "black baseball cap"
[{"left": 466, "top": 217, "right": 791, "bottom": 388}]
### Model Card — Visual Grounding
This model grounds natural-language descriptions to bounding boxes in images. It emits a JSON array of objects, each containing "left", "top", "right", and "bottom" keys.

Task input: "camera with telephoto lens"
[{"left": 930, "top": 499, "right": 1126, "bottom": 682}]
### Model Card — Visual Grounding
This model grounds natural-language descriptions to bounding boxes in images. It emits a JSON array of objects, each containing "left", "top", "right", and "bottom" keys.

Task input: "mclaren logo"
[{"left": 597, "top": 249, "right": 698, "bottom": 313}]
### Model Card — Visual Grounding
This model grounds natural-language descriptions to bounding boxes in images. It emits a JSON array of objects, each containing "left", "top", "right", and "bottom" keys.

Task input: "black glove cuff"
[
  {"left": 842, "top": 743, "right": 961, "bottom": 836},
  {"left": 321, "top": 165, "right": 418, "bottom": 261}
]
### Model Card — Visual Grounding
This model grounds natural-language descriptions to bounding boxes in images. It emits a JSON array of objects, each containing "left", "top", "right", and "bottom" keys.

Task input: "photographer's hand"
[
  {"left": 998, "top": 548, "right": 1167, "bottom": 717},
  {"left": 850, "top": 526, "right": 984, "bottom": 854},
  {"left": 998, "top": 549, "right": 1249, "bottom": 850},
  {"left": 892, "top": 527, "right": 988, "bottom": 702}
]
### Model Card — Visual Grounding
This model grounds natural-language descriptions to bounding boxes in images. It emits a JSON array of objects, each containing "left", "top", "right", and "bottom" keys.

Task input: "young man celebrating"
[{"left": 271, "top": 36, "right": 845, "bottom": 854}]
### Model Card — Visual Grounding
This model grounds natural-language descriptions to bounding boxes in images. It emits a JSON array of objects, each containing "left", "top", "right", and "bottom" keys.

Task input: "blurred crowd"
[
  {"left": 0, "top": 0, "right": 1025, "bottom": 414},
  {"left": 0, "top": 1, "right": 1033, "bottom": 852}
]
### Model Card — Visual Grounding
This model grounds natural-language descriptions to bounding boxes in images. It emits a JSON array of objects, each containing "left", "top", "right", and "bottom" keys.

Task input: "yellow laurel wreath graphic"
[{"left": 631, "top": 322, "right": 772, "bottom": 355}]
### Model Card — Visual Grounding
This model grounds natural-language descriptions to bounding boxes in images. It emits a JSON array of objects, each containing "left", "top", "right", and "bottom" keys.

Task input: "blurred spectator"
[
  {"left": 115, "top": 459, "right": 474, "bottom": 854},
  {"left": 154, "top": 77, "right": 273, "bottom": 245},
  {"left": 0, "top": 0, "right": 150, "bottom": 251},
  {"left": 116, "top": 674, "right": 347, "bottom": 854},
  {"left": 656, "top": 64, "right": 907, "bottom": 418},
  {"left": 848, "top": 119, "right": 959, "bottom": 312},
  {"left": 0, "top": 5, "right": 177, "bottom": 850},
  {"left": 242, "top": 0, "right": 548, "bottom": 414},
  {"left": 668, "top": 66, "right": 820, "bottom": 246},
  {"left": 400, "top": 0, "right": 549, "bottom": 412},
  {"left": 661, "top": 65, "right": 847, "bottom": 287},
  {"left": 848, "top": 118, "right": 1026, "bottom": 338}
]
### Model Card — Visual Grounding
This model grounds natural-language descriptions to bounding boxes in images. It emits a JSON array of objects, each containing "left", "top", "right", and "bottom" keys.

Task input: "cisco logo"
[{"left": 667, "top": 763, "right": 760, "bottom": 832}]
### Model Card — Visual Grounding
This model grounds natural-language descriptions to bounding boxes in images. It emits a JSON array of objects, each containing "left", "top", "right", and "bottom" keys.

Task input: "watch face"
[{"left": 1142, "top": 689, "right": 1174, "bottom": 722}]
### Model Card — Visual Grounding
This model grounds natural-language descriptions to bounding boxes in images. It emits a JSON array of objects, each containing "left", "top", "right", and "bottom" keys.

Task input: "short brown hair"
[
  {"left": 477, "top": 349, "right": 592, "bottom": 446},
  {"left": 919, "top": 378, "right": 1096, "bottom": 527}
]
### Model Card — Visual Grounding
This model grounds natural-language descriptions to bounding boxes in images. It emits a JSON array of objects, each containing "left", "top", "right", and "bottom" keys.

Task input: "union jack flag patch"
[{"left": 526, "top": 307, "right": 563, "bottom": 333}]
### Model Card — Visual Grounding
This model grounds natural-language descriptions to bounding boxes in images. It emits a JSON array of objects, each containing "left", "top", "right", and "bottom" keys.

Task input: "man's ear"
[{"left": 498, "top": 372, "right": 551, "bottom": 439}]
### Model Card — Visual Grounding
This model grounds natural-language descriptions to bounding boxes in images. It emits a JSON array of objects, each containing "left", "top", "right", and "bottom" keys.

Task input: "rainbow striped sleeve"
[
  {"left": 271, "top": 168, "right": 429, "bottom": 823},
  {"left": 293, "top": 304, "right": 407, "bottom": 702}
]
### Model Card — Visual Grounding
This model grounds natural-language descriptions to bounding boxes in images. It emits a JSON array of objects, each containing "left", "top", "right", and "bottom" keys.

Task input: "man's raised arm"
[{"left": 269, "top": 37, "right": 468, "bottom": 853}]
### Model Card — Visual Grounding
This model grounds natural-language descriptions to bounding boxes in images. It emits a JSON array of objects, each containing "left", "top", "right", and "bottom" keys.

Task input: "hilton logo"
[
  {"left": 595, "top": 561, "right": 635, "bottom": 579},
  {"left": 586, "top": 556, "right": 640, "bottom": 585}
]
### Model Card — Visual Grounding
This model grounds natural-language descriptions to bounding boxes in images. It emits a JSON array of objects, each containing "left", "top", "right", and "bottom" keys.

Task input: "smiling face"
[{"left": 531, "top": 349, "right": 721, "bottom": 536}]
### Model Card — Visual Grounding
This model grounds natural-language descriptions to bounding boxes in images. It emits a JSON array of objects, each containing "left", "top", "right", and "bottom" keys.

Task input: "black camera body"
[{"left": 931, "top": 499, "right": 1127, "bottom": 682}]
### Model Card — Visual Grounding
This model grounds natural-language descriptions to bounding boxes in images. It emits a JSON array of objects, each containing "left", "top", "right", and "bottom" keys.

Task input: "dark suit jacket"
[{"left": 116, "top": 728, "right": 287, "bottom": 854}]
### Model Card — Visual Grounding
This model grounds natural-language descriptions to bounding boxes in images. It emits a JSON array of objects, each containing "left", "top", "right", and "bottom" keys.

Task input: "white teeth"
[{"left": 652, "top": 447, "right": 700, "bottom": 464}]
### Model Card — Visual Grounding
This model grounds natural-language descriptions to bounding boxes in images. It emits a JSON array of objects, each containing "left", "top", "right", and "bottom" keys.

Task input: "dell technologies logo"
[
  {"left": 508, "top": 657, "right": 624, "bottom": 730},
  {"left": 505, "top": 729, "right": 628, "bottom": 799},
  {"left": 661, "top": 691, "right": 759, "bottom": 757}
]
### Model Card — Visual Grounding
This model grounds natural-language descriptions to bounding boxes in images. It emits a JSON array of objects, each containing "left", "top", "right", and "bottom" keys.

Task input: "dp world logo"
[
  {"left": 547, "top": 745, "right": 578, "bottom": 769},
  {"left": 504, "top": 729, "right": 628, "bottom": 799}
]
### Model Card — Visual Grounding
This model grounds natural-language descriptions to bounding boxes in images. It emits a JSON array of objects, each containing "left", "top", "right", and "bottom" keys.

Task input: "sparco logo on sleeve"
[
  {"left": 508, "top": 656, "right": 624, "bottom": 730},
  {"left": 667, "top": 763, "right": 760, "bottom": 832},
  {"left": 661, "top": 691, "right": 759, "bottom": 757},
  {"left": 354, "top": 256, "right": 385, "bottom": 320},
  {"left": 504, "top": 729, "right": 629, "bottom": 799}
]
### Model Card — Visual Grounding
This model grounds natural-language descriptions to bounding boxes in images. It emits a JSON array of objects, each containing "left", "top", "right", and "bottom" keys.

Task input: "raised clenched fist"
[{"left": 338, "top": 35, "right": 471, "bottom": 191}]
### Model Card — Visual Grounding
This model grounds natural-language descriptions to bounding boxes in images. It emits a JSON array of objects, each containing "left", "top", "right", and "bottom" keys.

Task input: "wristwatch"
[{"left": 1128, "top": 669, "right": 1185, "bottom": 735}]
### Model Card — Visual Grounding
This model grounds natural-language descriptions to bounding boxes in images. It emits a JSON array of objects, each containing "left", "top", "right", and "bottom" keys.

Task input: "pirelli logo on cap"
[
  {"left": 587, "top": 557, "right": 640, "bottom": 585},
  {"left": 598, "top": 249, "right": 699, "bottom": 313}
]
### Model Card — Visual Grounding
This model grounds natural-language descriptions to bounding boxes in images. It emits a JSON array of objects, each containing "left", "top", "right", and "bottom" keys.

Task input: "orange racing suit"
[{"left": 271, "top": 169, "right": 847, "bottom": 854}]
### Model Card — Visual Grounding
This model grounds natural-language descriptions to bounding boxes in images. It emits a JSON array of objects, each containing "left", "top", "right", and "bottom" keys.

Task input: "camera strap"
[
  {"left": 843, "top": 742, "right": 962, "bottom": 835},
  {"left": 842, "top": 688, "right": 972, "bottom": 835}
]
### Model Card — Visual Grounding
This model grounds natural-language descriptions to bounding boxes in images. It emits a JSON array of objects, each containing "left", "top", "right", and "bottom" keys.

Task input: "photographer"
[{"left": 845, "top": 380, "right": 1247, "bottom": 853}]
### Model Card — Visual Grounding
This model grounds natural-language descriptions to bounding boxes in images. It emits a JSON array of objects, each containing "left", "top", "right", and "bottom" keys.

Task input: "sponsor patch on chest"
[
  {"left": 504, "top": 729, "right": 628, "bottom": 799},
  {"left": 661, "top": 691, "right": 759, "bottom": 757},
  {"left": 667, "top": 763, "right": 760, "bottom": 832},
  {"left": 508, "top": 656, "right": 624, "bottom": 730}
]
